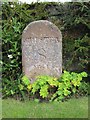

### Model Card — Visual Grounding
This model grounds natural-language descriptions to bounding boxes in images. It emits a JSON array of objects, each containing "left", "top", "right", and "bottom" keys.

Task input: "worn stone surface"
[{"left": 22, "top": 20, "right": 62, "bottom": 83}]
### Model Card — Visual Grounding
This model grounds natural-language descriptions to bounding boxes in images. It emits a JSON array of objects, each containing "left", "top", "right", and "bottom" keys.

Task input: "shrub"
[
  {"left": 20, "top": 71, "right": 88, "bottom": 102},
  {"left": 51, "top": 71, "right": 88, "bottom": 102},
  {"left": 2, "top": 71, "right": 88, "bottom": 101}
]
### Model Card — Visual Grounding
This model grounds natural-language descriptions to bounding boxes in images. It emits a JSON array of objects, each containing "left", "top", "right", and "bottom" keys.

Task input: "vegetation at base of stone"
[
  {"left": 2, "top": 2, "right": 90, "bottom": 99},
  {"left": 2, "top": 71, "right": 88, "bottom": 102},
  {"left": 32, "top": 71, "right": 88, "bottom": 102}
]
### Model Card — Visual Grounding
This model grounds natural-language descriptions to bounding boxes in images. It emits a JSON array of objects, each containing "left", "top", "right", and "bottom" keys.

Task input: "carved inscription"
[{"left": 22, "top": 37, "right": 62, "bottom": 82}]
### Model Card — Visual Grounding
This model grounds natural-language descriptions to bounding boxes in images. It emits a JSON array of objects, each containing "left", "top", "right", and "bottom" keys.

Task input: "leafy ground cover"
[{"left": 2, "top": 96, "right": 88, "bottom": 118}]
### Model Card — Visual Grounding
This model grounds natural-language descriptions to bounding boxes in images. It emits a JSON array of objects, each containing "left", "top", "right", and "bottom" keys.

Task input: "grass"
[
  {"left": 0, "top": 98, "right": 2, "bottom": 120},
  {"left": 2, "top": 96, "right": 88, "bottom": 118}
]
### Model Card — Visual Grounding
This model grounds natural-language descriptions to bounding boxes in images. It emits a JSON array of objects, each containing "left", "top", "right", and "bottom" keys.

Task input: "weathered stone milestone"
[{"left": 22, "top": 20, "right": 62, "bottom": 83}]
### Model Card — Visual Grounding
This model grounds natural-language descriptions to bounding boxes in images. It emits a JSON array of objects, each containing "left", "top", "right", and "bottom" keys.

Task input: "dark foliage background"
[{"left": 2, "top": 2, "right": 90, "bottom": 98}]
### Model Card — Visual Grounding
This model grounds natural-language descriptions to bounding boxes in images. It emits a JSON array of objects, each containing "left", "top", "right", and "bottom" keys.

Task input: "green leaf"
[
  {"left": 27, "top": 84, "right": 32, "bottom": 91},
  {"left": 32, "top": 82, "right": 40, "bottom": 94},
  {"left": 22, "top": 76, "right": 30, "bottom": 86},
  {"left": 58, "top": 96, "right": 64, "bottom": 100},
  {"left": 48, "top": 79, "right": 59, "bottom": 87},
  {"left": 56, "top": 90, "right": 63, "bottom": 95},
  {"left": 63, "top": 89, "right": 71, "bottom": 96},
  {"left": 72, "top": 88, "right": 76, "bottom": 93},
  {"left": 81, "top": 72, "right": 88, "bottom": 77},
  {"left": 18, "top": 84, "right": 24, "bottom": 91},
  {"left": 10, "top": 90, "right": 15, "bottom": 95},
  {"left": 40, "top": 85, "right": 49, "bottom": 98}
]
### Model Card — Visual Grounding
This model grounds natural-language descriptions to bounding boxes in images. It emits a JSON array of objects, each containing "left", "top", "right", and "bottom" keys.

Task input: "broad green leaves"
[
  {"left": 40, "top": 85, "right": 49, "bottom": 98},
  {"left": 31, "top": 75, "right": 59, "bottom": 98},
  {"left": 50, "top": 71, "right": 88, "bottom": 102},
  {"left": 30, "top": 71, "right": 88, "bottom": 102},
  {"left": 22, "top": 76, "right": 30, "bottom": 86}
]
